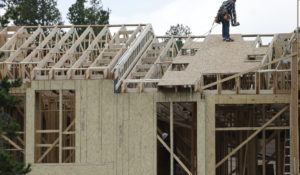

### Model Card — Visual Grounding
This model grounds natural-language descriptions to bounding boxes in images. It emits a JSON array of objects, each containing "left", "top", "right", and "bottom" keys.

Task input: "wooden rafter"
[
  {"left": 85, "top": 25, "right": 126, "bottom": 78},
  {"left": 5, "top": 27, "right": 42, "bottom": 63},
  {"left": 21, "top": 27, "right": 59, "bottom": 64},
  {"left": 67, "top": 26, "right": 109, "bottom": 79},
  {"left": 87, "top": 25, "right": 144, "bottom": 79},
  {"left": 32, "top": 27, "right": 76, "bottom": 79},
  {"left": 49, "top": 26, "right": 93, "bottom": 79},
  {"left": 144, "top": 38, "right": 177, "bottom": 79},
  {"left": 0, "top": 26, "right": 25, "bottom": 52}
]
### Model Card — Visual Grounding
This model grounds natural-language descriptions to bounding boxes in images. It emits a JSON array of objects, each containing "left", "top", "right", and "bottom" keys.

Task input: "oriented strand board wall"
[
  {"left": 25, "top": 80, "right": 207, "bottom": 175},
  {"left": 24, "top": 80, "right": 290, "bottom": 175},
  {"left": 25, "top": 80, "right": 155, "bottom": 175}
]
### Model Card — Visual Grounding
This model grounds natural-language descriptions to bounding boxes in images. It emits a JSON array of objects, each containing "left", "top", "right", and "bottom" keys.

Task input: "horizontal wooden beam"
[
  {"left": 156, "top": 35, "right": 206, "bottom": 38},
  {"left": 215, "top": 126, "right": 289, "bottom": 131},
  {"left": 215, "top": 94, "right": 290, "bottom": 104},
  {"left": 1, "top": 24, "right": 147, "bottom": 30}
]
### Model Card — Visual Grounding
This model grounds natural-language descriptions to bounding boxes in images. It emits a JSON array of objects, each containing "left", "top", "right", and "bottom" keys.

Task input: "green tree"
[
  {"left": 67, "top": 0, "right": 110, "bottom": 25},
  {"left": 0, "top": 75, "right": 31, "bottom": 174},
  {"left": 165, "top": 24, "right": 192, "bottom": 50},
  {"left": 1, "top": 0, "right": 63, "bottom": 26}
]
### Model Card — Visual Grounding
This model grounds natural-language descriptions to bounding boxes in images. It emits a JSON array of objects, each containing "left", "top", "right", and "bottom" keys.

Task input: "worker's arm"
[
  {"left": 231, "top": 3, "right": 237, "bottom": 23},
  {"left": 224, "top": 0, "right": 237, "bottom": 24}
]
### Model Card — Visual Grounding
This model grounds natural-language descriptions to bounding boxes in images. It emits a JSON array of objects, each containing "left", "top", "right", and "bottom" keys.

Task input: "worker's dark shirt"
[{"left": 219, "top": 0, "right": 237, "bottom": 22}]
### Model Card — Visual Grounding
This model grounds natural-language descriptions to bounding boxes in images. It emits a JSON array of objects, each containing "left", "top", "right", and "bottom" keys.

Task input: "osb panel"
[
  {"left": 197, "top": 101, "right": 206, "bottom": 174},
  {"left": 25, "top": 88, "right": 35, "bottom": 163},
  {"left": 139, "top": 93, "right": 155, "bottom": 174},
  {"left": 79, "top": 80, "right": 88, "bottom": 163},
  {"left": 205, "top": 95, "right": 216, "bottom": 175},
  {"left": 86, "top": 80, "right": 101, "bottom": 163},
  {"left": 116, "top": 93, "right": 130, "bottom": 175},
  {"left": 101, "top": 80, "right": 116, "bottom": 164},
  {"left": 159, "top": 34, "right": 268, "bottom": 86}
]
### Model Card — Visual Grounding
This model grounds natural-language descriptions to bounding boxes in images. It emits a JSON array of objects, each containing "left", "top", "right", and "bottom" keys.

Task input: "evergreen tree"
[
  {"left": 0, "top": 0, "right": 63, "bottom": 26},
  {"left": 0, "top": 75, "right": 31, "bottom": 174},
  {"left": 67, "top": 0, "right": 110, "bottom": 25},
  {"left": 166, "top": 24, "right": 192, "bottom": 49}
]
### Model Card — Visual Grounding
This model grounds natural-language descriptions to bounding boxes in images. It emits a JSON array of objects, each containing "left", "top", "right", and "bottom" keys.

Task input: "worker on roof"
[{"left": 216, "top": 0, "right": 240, "bottom": 42}]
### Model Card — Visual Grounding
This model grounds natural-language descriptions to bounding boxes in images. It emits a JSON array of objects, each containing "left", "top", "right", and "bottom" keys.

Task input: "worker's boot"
[{"left": 225, "top": 38, "right": 234, "bottom": 42}]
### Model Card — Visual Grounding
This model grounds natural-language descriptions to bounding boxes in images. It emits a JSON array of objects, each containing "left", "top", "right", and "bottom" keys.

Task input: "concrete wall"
[{"left": 25, "top": 80, "right": 207, "bottom": 175}]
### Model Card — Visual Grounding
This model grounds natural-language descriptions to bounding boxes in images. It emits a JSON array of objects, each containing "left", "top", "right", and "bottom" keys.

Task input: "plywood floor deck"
[{"left": 158, "top": 34, "right": 269, "bottom": 86}]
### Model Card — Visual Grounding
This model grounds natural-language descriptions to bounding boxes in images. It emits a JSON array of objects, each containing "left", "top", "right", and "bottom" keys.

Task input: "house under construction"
[{"left": 0, "top": 22, "right": 299, "bottom": 175}]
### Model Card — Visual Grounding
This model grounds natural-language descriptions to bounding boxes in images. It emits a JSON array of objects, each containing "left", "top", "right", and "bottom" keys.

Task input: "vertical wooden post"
[
  {"left": 273, "top": 71, "right": 277, "bottom": 94},
  {"left": 290, "top": 42, "right": 299, "bottom": 174},
  {"left": 170, "top": 102, "right": 174, "bottom": 175},
  {"left": 235, "top": 77, "right": 240, "bottom": 94},
  {"left": 262, "top": 105, "right": 266, "bottom": 175},
  {"left": 0, "top": 30, "right": 6, "bottom": 48},
  {"left": 59, "top": 90, "right": 62, "bottom": 163},
  {"left": 255, "top": 72, "right": 260, "bottom": 94},
  {"left": 276, "top": 131, "right": 281, "bottom": 174},
  {"left": 217, "top": 74, "right": 222, "bottom": 94},
  {"left": 191, "top": 103, "right": 196, "bottom": 175},
  {"left": 34, "top": 92, "right": 41, "bottom": 163}
]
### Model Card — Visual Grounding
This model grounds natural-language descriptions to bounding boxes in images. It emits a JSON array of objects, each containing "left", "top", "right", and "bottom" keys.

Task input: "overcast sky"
[{"left": 58, "top": 0, "right": 298, "bottom": 35}]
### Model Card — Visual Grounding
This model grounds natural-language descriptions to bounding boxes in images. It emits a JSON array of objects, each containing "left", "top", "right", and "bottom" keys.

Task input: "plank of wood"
[
  {"left": 215, "top": 126, "right": 289, "bottom": 131},
  {"left": 1, "top": 135, "right": 23, "bottom": 152}
]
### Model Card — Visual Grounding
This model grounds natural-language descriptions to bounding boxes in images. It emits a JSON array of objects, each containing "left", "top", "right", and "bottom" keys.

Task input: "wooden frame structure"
[{"left": 0, "top": 20, "right": 298, "bottom": 175}]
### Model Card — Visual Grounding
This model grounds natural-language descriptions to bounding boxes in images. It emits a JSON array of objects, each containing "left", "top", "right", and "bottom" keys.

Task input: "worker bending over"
[{"left": 216, "top": 0, "right": 240, "bottom": 42}]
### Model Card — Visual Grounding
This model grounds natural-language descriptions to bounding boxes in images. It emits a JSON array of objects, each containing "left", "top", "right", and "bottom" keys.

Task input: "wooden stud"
[
  {"left": 273, "top": 71, "right": 277, "bottom": 94},
  {"left": 235, "top": 76, "right": 240, "bottom": 94},
  {"left": 255, "top": 72, "right": 260, "bottom": 94},
  {"left": 170, "top": 102, "right": 174, "bottom": 175},
  {"left": 262, "top": 105, "right": 266, "bottom": 175},
  {"left": 217, "top": 74, "right": 222, "bottom": 94},
  {"left": 59, "top": 90, "right": 62, "bottom": 163}
]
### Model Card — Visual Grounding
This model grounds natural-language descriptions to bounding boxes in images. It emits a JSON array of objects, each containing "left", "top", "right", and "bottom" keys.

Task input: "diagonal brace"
[{"left": 157, "top": 134, "right": 192, "bottom": 175}]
